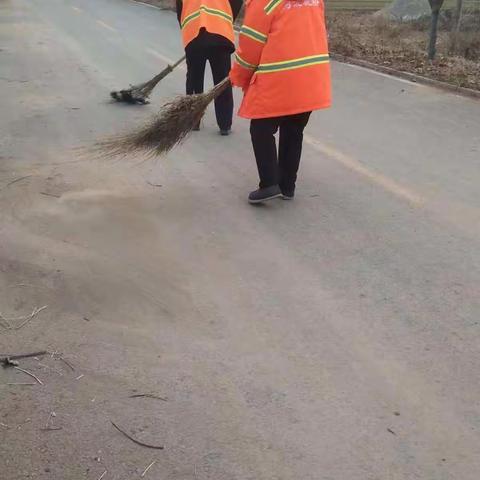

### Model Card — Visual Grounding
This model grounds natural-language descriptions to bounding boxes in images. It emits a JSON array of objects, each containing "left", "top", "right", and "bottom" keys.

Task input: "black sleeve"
[
  {"left": 229, "top": 0, "right": 243, "bottom": 21},
  {"left": 176, "top": 0, "right": 182, "bottom": 25}
]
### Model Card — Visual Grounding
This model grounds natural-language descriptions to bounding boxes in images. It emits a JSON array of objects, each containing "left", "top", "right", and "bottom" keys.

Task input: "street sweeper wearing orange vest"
[
  {"left": 179, "top": 0, "right": 236, "bottom": 48},
  {"left": 230, "top": 0, "right": 331, "bottom": 119},
  {"left": 177, "top": 0, "right": 242, "bottom": 134},
  {"left": 229, "top": 0, "right": 332, "bottom": 204}
]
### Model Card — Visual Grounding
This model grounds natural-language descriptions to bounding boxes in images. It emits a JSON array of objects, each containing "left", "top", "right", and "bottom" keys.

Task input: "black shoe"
[
  {"left": 281, "top": 190, "right": 295, "bottom": 200},
  {"left": 248, "top": 185, "right": 282, "bottom": 204},
  {"left": 220, "top": 129, "right": 231, "bottom": 136},
  {"left": 193, "top": 122, "right": 200, "bottom": 131}
]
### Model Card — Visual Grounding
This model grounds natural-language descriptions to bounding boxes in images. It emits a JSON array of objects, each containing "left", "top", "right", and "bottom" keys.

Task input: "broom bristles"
[
  {"left": 97, "top": 77, "right": 231, "bottom": 158},
  {"left": 110, "top": 55, "right": 186, "bottom": 104},
  {"left": 109, "top": 68, "right": 172, "bottom": 104}
]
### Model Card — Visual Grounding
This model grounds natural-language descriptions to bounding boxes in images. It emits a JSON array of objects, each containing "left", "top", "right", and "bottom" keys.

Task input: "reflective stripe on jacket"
[
  {"left": 230, "top": 0, "right": 331, "bottom": 119},
  {"left": 180, "top": 0, "right": 235, "bottom": 48}
]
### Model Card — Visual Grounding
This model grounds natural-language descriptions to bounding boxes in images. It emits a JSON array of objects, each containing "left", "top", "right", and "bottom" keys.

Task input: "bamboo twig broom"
[
  {"left": 108, "top": 22, "right": 243, "bottom": 105},
  {"left": 96, "top": 77, "right": 231, "bottom": 157},
  {"left": 110, "top": 55, "right": 186, "bottom": 104}
]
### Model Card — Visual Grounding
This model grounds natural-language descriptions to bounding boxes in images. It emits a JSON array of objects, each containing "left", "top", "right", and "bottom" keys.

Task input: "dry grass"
[
  {"left": 448, "top": 30, "right": 480, "bottom": 59},
  {"left": 328, "top": 12, "right": 480, "bottom": 91}
]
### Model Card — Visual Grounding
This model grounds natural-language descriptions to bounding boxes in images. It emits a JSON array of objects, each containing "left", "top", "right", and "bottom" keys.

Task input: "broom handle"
[
  {"left": 212, "top": 77, "right": 232, "bottom": 94},
  {"left": 211, "top": 77, "right": 232, "bottom": 97},
  {"left": 147, "top": 54, "right": 186, "bottom": 87},
  {"left": 170, "top": 54, "right": 187, "bottom": 71},
  {"left": 147, "top": 18, "right": 241, "bottom": 90}
]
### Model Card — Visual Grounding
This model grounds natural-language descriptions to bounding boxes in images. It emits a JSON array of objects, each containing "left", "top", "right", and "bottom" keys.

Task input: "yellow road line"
[
  {"left": 96, "top": 20, "right": 116, "bottom": 32},
  {"left": 71, "top": 6, "right": 83, "bottom": 13},
  {"left": 146, "top": 48, "right": 186, "bottom": 71},
  {"left": 304, "top": 134, "right": 424, "bottom": 206}
]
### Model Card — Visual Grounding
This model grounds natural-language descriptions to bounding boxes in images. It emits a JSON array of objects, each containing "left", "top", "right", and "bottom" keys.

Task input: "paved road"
[{"left": 1, "top": 1, "right": 480, "bottom": 479}]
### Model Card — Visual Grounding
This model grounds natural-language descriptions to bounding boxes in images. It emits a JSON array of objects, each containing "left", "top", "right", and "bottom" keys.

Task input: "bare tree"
[
  {"left": 427, "top": 0, "right": 445, "bottom": 60},
  {"left": 454, "top": 0, "right": 464, "bottom": 27},
  {"left": 451, "top": 0, "right": 464, "bottom": 53}
]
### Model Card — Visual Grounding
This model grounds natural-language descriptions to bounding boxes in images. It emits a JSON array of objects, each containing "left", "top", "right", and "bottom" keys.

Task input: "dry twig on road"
[
  {"left": 129, "top": 393, "right": 167, "bottom": 401},
  {"left": 1, "top": 351, "right": 48, "bottom": 364},
  {"left": 141, "top": 460, "right": 157, "bottom": 477},
  {"left": 0, "top": 306, "right": 48, "bottom": 330},
  {"left": 5, "top": 382, "right": 35, "bottom": 386},
  {"left": 110, "top": 421, "right": 164, "bottom": 450},
  {"left": 44, "top": 411, "right": 56, "bottom": 429},
  {"left": 59, "top": 357, "right": 75, "bottom": 371},
  {"left": 14, "top": 305, "right": 48, "bottom": 329},
  {"left": 51, "top": 351, "right": 76, "bottom": 371},
  {"left": 3, "top": 175, "right": 32, "bottom": 189},
  {"left": 14, "top": 366, "right": 44, "bottom": 385},
  {"left": 40, "top": 191, "right": 61, "bottom": 198}
]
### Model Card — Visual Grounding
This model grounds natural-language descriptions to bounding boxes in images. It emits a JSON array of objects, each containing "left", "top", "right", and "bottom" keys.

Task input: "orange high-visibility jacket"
[
  {"left": 180, "top": 0, "right": 235, "bottom": 48},
  {"left": 230, "top": 0, "right": 331, "bottom": 119}
]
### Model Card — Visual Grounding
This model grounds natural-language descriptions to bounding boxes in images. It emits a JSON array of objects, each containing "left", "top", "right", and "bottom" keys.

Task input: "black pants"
[
  {"left": 250, "top": 112, "right": 311, "bottom": 193},
  {"left": 185, "top": 46, "right": 233, "bottom": 131}
]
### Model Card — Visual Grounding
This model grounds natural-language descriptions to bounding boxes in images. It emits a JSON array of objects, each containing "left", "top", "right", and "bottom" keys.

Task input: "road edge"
[
  {"left": 331, "top": 53, "right": 480, "bottom": 101},
  {"left": 132, "top": 0, "right": 171, "bottom": 9}
]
